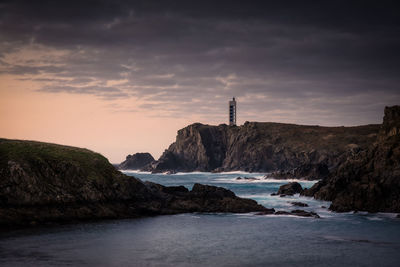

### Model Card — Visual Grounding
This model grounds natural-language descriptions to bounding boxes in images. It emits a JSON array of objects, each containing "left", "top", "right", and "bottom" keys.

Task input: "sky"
[{"left": 1, "top": 0, "right": 400, "bottom": 163}]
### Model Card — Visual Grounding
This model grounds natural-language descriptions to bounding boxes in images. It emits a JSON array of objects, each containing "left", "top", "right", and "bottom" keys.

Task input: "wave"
[
  {"left": 211, "top": 177, "right": 319, "bottom": 185},
  {"left": 121, "top": 170, "right": 152, "bottom": 174}
]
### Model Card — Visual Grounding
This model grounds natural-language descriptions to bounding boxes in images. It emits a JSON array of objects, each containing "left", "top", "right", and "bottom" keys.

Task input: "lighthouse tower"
[{"left": 229, "top": 97, "right": 237, "bottom": 126}]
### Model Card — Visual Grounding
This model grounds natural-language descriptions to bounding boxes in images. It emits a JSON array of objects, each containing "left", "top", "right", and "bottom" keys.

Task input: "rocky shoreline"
[
  {"left": 2, "top": 106, "right": 399, "bottom": 227},
  {"left": 1, "top": 138, "right": 317, "bottom": 228},
  {"left": 302, "top": 106, "right": 400, "bottom": 213},
  {"left": 121, "top": 105, "right": 400, "bottom": 214}
]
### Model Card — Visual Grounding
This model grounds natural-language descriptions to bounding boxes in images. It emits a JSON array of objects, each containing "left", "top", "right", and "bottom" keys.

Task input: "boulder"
[{"left": 277, "top": 182, "right": 303, "bottom": 195}]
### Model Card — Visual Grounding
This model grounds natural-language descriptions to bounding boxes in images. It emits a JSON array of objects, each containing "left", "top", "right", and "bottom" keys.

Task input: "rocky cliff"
[
  {"left": 0, "top": 139, "right": 266, "bottom": 227},
  {"left": 145, "top": 122, "right": 379, "bottom": 173},
  {"left": 302, "top": 106, "right": 400, "bottom": 212},
  {"left": 118, "top": 152, "right": 154, "bottom": 170}
]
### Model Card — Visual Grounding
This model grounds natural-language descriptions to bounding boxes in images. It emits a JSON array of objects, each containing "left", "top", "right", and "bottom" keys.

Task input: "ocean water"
[{"left": 1, "top": 171, "right": 399, "bottom": 266}]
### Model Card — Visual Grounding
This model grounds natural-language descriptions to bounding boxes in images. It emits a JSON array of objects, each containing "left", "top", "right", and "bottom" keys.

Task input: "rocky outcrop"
[
  {"left": 302, "top": 106, "right": 400, "bottom": 213},
  {"left": 274, "top": 210, "right": 320, "bottom": 218},
  {"left": 265, "top": 163, "right": 330, "bottom": 180},
  {"left": 146, "top": 121, "right": 379, "bottom": 173},
  {"left": 276, "top": 182, "right": 303, "bottom": 195},
  {"left": 118, "top": 153, "right": 154, "bottom": 170},
  {"left": 0, "top": 139, "right": 268, "bottom": 227}
]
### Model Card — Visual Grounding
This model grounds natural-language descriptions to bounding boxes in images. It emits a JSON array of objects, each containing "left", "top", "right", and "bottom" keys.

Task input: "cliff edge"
[
  {"left": 302, "top": 106, "right": 400, "bottom": 212},
  {"left": 145, "top": 122, "right": 379, "bottom": 173}
]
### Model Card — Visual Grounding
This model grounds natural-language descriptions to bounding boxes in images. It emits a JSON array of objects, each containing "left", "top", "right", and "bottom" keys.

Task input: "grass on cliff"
[{"left": 0, "top": 138, "right": 120, "bottom": 182}]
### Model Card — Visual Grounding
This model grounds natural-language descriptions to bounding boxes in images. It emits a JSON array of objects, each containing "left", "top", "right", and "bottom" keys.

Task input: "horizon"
[{"left": 1, "top": 1, "right": 400, "bottom": 162}]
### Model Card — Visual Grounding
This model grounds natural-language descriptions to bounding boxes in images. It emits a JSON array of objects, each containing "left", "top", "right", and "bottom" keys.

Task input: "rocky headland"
[
  {"left": 140, "top": 105, "right": 400, "bottom": 214},
  {"left": 143, "top": 120, "right": 379, "bottom": 174},
  {"left": 118, "top": 152, "right": 154, "bottom": 170},
  {"left": 302, "top": 106, "right": 400, "bottom": 213},
  {"left": 0, "top": 139, "right": 268, "bottom": 227}
]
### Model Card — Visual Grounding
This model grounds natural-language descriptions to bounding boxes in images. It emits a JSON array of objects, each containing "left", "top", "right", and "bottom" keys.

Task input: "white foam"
[
  {"left": 366, "top": 217, "right": 383, "bottom": 221},
  {"left": 210, "top": 177, "right": 319, "bottom": 185},
  {"left": 121, "top": 170, "right": 152, "bottom": 174}
]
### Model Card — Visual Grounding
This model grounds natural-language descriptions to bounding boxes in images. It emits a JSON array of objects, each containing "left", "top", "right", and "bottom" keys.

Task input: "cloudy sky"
[{"left": 1, "top": 0, "right": 399, "bottom": 162}]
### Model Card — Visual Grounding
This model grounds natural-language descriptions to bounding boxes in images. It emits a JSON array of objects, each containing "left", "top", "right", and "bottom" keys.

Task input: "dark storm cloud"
[{"left": 1, "top": 0, "right": 400, "bottom": 125}]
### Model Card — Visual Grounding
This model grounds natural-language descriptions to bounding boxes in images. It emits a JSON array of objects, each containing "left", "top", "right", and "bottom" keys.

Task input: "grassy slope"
[{"left": 0, "top": 138, "right": 113, "bottom": 181}]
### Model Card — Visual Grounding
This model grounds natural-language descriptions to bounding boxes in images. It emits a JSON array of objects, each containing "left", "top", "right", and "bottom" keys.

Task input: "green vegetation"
[{"left": 0, "top": 138, "right": 119, "bottom": 183}]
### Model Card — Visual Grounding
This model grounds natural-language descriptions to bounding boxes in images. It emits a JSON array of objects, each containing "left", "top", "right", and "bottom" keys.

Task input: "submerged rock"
[
  {"left": 236, "top": 177, "right": 259, "bottom": 181},
  {"left": 290, "top": 210, "right": 320, "bottom": 218},
  {"left": 254, "top": 208, "right": 276, "bottom": 215},
  {"left": 261, "top": 209, "right": 320, "bottom": 218},
  {"left": 290, "top": 202, "right": 309, "bottom": 207}
]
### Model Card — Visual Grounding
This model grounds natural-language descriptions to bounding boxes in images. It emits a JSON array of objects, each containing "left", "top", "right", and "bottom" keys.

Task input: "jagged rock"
[
  {"left": 145, "top": 122, "right": 379, "bottom": 173},
  {"left": 142, "top": 151, "right": 181, "bottom": 173},
  {"left": 291, "top": 202, "right": 308, "bottom": 207},
  {"left": 290, "top": 210, "right": 320, "bottom": 218},
  {"left": 236, "top": 177, "right": 259, "bottom": 181},
  {"left": 302, "top": 106, "right": 400, "bottom": 213},
  {"left": 265, "top": 163, "right": 330, "bottom": 180},
  {"left": 277, "top": 182, "right": 303, "bottom": 195},
  {"left": 254, "top": 208, "right": 276, "bottom": 215},
  {"left": 118, "top": 153, "right": 155, "bottom": 170},
  {"left": 0, "top": 139, "right": 269, "bottom": 227},
  {"left": 274, "top": 210, "right": 320, "bottom": 218}
]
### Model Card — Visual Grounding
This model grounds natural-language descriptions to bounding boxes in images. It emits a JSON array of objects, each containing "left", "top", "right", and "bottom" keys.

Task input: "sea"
[{"left": 1, "top": 171, "right": 399, "bottom": 267}]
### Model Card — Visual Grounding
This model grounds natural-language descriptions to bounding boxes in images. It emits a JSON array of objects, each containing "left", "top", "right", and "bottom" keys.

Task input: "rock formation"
[
  {"left": 265, "top": 163, "right": 330, "bottom": 180},
  {"left": 0, "top": 139, "right": 267, "bottom": 227},
  {"left": 302, "top": 106, "right": 400, "bottom": 213},
  {"left": 118, "top": 152, "right": 154, "bottom": 170},
  {"left": 276, "top": 182, "right": 303, "bottom": 196},
  {"left": 290, "top": 202, "right": 308, "bottom": 207},
  {"left": 145, "top": 122, "right": 379, "bottom": 174}
]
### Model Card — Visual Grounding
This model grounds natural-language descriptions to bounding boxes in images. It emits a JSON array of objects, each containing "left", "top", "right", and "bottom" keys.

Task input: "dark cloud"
[{"left": 1, "top": 0, "right": 400, "bottom": 125}]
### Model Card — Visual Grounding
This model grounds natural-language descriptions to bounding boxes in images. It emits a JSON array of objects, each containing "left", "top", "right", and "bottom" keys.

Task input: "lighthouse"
[{"left": 229, "top": 97, "right": 237, "bottom": 126}]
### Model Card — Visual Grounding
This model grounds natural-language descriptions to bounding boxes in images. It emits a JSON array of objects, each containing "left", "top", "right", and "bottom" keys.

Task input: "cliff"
[
  {"left": 302, "top": 106, "right": 400, "bottom": 212},
  {"left": 0, "top": 139, "right": 266, "bottom": 227},
  {"left": 145, "top": 122, "right": 379, "bottom": 173},
  {"left": 118, "top": 152, "right": 154, "bottom": 170}
]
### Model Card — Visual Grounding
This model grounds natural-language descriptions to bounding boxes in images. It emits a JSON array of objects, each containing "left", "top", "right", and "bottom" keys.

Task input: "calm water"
[{"left": 1, "top": 171, "right": 399, "bottom": 266}]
